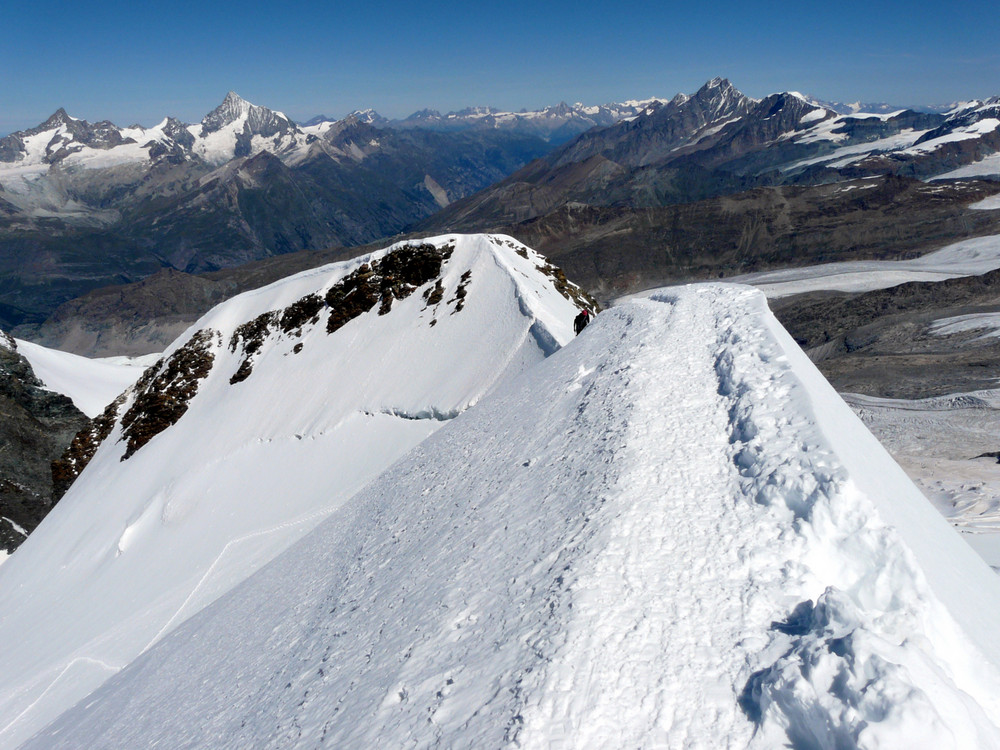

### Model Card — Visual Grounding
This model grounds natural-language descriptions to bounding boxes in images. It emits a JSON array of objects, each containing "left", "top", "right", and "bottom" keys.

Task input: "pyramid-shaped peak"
[
  {"left": 205, "top": 91, "right": 253, "bottom": 123},
  {"left": 686, "top": 77, "right": 754, "bottom": 116},
  {"left": 200, "top": 91, "right": 293, "bottom": 139},
  {"left": 696, "top": 77, "right": 740, "bottom": 97},
  {"left": 40, "top": 108, "right": 79, "bottom": 129}
]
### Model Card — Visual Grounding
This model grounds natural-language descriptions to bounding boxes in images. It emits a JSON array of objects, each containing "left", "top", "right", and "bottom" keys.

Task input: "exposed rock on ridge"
[{"left": 0, "top": 332, "right": 88, "bottom": 554}]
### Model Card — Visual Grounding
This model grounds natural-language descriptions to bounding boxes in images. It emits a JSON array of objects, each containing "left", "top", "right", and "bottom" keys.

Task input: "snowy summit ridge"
[
  {"left": 0, "top": 234, "right": 595, "bottom": 748},
  {"left": 16, "top": 280, "right": 1000, "bottom": 748},
  {"left": 4, "top": 236, "right": 1000, "bottom": 748}
]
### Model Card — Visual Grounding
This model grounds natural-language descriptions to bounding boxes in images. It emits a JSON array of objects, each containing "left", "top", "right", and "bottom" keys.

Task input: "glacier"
[{"left": 7, "top": 260, "right": 1000, "bottom": 748}]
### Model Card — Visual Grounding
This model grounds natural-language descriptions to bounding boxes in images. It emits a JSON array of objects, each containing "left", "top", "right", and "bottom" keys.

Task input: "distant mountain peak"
[
  {"left": 202, "top": 92, "right": 255, "bottom": 130},
  {"left": 198, "top": 92, "right": 298, "bottom": 157},
  {"left": 345, "top": 109, "right": 388, "bottom": 126},
  {"left": 40, "top": 108, "right": 79, "bottom": 129},
  {"left": 694, "top": 77, "right": 740, "bottom": 99}
]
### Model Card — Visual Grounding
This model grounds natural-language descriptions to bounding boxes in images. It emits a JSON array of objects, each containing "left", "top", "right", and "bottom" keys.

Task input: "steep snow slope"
[
  {"left": 0, "top": 234, "right": 590, "bottom": 748},
  {"left": 13, "top": 339, "right": 157, "bottom": 417},
  {"left": 26, "top": 285, "right": 1000, "bottom": 749}
]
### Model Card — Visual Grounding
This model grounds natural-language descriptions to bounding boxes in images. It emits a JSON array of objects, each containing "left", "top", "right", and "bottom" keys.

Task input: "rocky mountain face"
[
  {"left": 425, "top": 80, "right": 1000, "bottom": 232},
  {"left": 0, "top": 331, "right": 88, "bottom": 554},
  {"left": 0, "top": 93, "right": 553, "bottom": 331}
]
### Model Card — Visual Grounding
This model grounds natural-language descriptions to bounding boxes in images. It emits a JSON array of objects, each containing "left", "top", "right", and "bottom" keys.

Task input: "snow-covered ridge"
[
  {"left": 12, "top": 339, "right": 156, "bottom": 418},
  {"left": 0, "top": 234, "right": 595, "bottom": 748},
  {"left": 21, "top": 284, "right": 1000, "bottom": 748}
]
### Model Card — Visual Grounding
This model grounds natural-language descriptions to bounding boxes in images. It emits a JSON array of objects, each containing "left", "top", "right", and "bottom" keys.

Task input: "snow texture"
[
  {"left": 22, "top": 284, "right": 1000, "bottom": 750},
  {"left": 0, "top": 234, "right": 583, "bottom": 749}
]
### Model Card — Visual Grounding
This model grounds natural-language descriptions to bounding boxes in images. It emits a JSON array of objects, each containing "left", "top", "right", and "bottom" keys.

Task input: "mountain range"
[
  {"left": 426, "top": 77, "right": 1000, "bottom": 232},
  {"left": 4, "top": 78, "right": 1000, "bottom": 347},
  {"left": 0, "top": 93, "right": 554, "bottom": 329}
]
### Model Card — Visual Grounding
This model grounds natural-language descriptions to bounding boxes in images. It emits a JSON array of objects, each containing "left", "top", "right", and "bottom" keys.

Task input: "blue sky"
[{"left": 1, "top": 0, "right": 998, "bottom": 134}]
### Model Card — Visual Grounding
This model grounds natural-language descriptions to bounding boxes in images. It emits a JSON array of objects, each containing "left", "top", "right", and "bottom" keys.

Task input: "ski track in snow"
[{"left": 23, "top": 284, "right": 1000, "bottom": 749}]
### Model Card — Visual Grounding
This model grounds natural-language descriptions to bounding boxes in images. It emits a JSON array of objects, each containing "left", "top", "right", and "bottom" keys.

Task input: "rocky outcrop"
[
  {"left": 118, "top": 330, "right": 217, "bottom": 459},
  {"left": 0, "top": 333, "right": 88, "bottom": 554}
]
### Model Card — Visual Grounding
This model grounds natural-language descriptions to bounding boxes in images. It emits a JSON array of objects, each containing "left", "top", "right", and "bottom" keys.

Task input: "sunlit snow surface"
[
  {"left": 0, "top": 234, "right": 582, "bottom": 748},
  {"left": 14, "top": 339, "right": 158, "bottom": 417},
  {"left": 23, "top": 284, "right": 1000, "bottom": 750}
]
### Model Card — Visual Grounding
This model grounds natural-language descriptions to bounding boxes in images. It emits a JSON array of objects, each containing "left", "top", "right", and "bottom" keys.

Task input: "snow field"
[
  {"left": 972, "top": 193, "right": 1000, "bottom": 210},
  {"left": 13, "top": 339, "right": 158, "bottom": 417},
  {"left": 24, "top": 283, "right": 1000, "bottom": 749},
  {"left": 0, "top": 234, "right": 582, "bottom": 748},
  {"left": 930, "top": 312, "right": 1000, "bottom": 340}
]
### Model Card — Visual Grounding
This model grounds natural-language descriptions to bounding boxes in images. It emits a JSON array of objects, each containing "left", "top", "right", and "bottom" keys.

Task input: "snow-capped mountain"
[
  {"left": 428, "top": 79, "right": 1000, "bottom": 232},
  {"left": 0, "top": 234, "right": 596, "bottom": 748},
  {"left": 191, "top": 91, "right": 309, "bottom": 164},
  {"left": 778, "top": 96, "right": 1000, "bottom": 180},
  {"left": 388, "top": 98, "right": 668, "bottom": 143},
  {"left": 13, "top": 273, "right": 1000, "bottom": 748},
  {"left": 0, "top": 92, "right": 301, "bottom": 175},
  {"left": 0, "top": 94, "right": 554, "bottom": 331}
]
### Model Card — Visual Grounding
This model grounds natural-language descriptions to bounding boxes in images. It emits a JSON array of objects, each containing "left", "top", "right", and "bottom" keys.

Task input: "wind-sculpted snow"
[
  {"left": 23, "top": 285, "right": 1000, "bottom": 749},
  {"left": 0, "top": 234, "right": 587, "bottom": 748}
]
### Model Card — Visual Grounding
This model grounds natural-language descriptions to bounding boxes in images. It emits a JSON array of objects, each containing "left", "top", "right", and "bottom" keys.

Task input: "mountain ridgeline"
[
  {"left": 0, "top": 93, "right": 554, "bottom": 329},
  {"left": 4, "top": 79, "right": 1000, "bottom": 343},
  {"left": 0, "top": 234, "right": 599, "bottom": 746},
  {"left": 425, "top": 78, "right": 1000, "bottom": 231}
]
